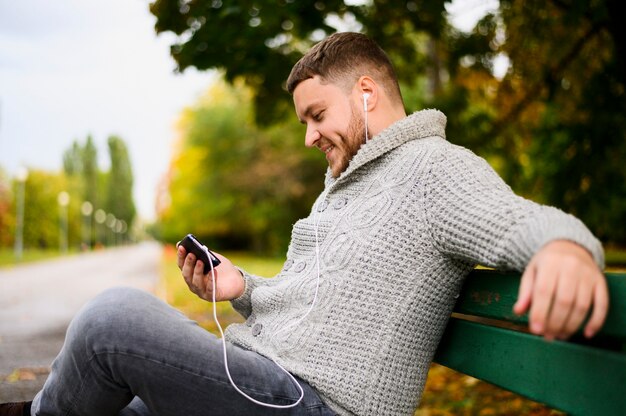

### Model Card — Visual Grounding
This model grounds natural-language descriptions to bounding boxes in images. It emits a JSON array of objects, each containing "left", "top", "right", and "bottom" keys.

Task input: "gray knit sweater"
[{"left": 226, "top": 109, "right": 604, "bottom": 415}]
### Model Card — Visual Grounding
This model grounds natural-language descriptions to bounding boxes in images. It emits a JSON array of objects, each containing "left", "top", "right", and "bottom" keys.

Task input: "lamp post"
[
  {"left": 94, "top": 209, "right": 106, "bottom": 247},
  {"left": 106, "top": 213, "right": 116, "bottom": 246},
  {"left": 57, "top": 191, "right": 70, "bottom": 253},
  {"left": 115, "top": 219, "right": 124, "bottom": 246},
  {"left": 81, "top": 201, "right": 93, "bottom": 250},
  {"left": 120, "top": 220, "right": 128, "bottom": 245},
  {"left": 14, "top": 167, "right": 28, "bottom": 261}
]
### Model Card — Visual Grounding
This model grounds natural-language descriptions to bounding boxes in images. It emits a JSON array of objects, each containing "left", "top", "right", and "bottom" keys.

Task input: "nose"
[{"left": 304, "top": 125, "right": 321, "bottom": 148}]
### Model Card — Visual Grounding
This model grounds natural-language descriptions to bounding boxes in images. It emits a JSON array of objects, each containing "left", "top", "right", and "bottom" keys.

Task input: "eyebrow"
[
  {"left": 298, "top": 105, "right": 313, "bottom": 125},
  {"left": 298, "top": 102, "right": 321, "bottom": 125}
]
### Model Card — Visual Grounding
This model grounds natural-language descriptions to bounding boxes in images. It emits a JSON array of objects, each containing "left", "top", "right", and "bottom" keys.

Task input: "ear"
[{"left": 355, "top": 76, "right": 378, "bottom": 112}]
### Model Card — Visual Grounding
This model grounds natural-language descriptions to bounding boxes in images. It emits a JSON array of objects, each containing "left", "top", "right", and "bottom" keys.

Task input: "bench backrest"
[{"left": 434, "top": 269, "right": 626, "bottom": 416}]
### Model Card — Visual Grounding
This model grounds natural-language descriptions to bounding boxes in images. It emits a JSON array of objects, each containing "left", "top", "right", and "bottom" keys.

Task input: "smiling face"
[{"left": 293, "top": 76, "right": 366, "bottom": 178}]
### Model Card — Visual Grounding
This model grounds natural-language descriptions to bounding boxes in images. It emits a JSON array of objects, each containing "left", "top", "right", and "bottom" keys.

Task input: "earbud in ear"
[{"left": 363, "top": 93, "right": 370, "bottom": 112}]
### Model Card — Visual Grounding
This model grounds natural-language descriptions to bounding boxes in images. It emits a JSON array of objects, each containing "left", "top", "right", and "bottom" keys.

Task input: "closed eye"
[{"left": 312, "top": 110, "right": 324, "bottom": 122}]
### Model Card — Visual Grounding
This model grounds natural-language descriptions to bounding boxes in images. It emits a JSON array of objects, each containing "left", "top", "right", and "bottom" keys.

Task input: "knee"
[{"left": 67, "top": 287, "right": 158, "bottom": 353}]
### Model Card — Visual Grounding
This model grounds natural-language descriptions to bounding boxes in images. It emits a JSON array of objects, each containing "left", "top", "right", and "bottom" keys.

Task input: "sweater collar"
[{"left": 325, "top": 109, "right": 447, "bottom": 186}]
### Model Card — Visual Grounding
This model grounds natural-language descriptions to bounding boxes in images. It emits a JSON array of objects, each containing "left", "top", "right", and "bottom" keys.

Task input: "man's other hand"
[{"left": 513, "top": 240, "right": 609, "bottom": 340}]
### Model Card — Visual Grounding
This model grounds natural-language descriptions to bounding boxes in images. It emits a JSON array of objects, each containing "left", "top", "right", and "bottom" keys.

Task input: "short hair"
[{"left": 287, "top": 32, "right": 403, "bottom": 104}]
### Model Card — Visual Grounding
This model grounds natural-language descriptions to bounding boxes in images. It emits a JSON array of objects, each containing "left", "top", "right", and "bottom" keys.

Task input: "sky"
[
  {"left": 0, "top": 0, "right": 214, "bottom": 221},
  {"left": 0, "top": 0, "right": 498, "bottom": 222}
]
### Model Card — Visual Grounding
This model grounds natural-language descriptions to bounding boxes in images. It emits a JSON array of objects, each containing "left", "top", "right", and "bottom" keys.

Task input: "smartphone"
[{"left": 179, "top": 234, "right": 221, "bottom": 274}]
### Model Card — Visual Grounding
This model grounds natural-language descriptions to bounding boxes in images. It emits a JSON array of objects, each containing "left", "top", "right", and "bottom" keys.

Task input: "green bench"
[{"left": 434, "top": 269, "right": 626, "bottom": 415}]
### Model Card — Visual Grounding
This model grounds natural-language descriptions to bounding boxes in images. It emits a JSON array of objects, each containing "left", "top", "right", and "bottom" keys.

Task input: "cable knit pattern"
[{"left": 226, "top": 109, "right": 604, "bottom": 415}]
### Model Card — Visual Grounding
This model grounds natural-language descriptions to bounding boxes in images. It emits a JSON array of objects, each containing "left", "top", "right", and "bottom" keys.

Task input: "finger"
[
  {"left": 514, "top": 264, "right": 535, "bottom": 315},
  {"left": 181, "top": 253, "right": 196, "bottom": 285},
  {"left": 201, "top": 265, "right": 219, "bottom": 301},
  {"left": 207, "top": 266, "right": 217, "bottom": 293},
  {"left": 559, "top": 277, "right": 592, "bottom": 339},
  {"left": 177, "top": 245, "right": 187, "bottom": 269},
  {"left": 529, "top": 267, "right": 558, "bottom": 337},
  {"left": 545, "top": 273, "right": 578, "bottom": 339},
  {"left": 192, "top": 260, "right": 207, "bottom": 293},
  {"left": 584, "top": 277, "right": 610, "bottom": 338}
]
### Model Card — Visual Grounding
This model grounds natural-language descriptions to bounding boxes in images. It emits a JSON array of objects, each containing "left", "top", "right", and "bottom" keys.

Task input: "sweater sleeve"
[
  {"left": 423, "top": 143, "right": 605, "bottom": 270},
  {"left": 229, "top": 269, "right": 271, "bottom": 319}
]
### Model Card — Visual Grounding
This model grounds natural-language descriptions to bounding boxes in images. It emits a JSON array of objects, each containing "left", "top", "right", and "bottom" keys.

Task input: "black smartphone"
[{"left": 179, "top": 234, "right": 221, "bottom": 274}]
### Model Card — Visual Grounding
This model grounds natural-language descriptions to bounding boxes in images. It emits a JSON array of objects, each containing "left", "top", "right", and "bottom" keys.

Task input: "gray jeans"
[{"left": 32, "top": 287, "right": 335, "bottom": 415}]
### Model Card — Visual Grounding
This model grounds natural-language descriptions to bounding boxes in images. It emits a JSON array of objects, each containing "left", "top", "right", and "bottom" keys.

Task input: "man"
[{"left": 2, "top": 32, "right": 607, "bottom": 416}]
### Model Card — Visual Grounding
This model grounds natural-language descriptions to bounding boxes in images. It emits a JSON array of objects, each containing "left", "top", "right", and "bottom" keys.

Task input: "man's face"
[{"left": 293, "top": 76, "right": 366, "bottom": 178}]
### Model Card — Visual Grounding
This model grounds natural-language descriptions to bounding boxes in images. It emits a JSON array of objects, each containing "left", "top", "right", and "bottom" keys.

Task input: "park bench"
[{"left": 434, "top": 269, "right": 626, "bottom": 415}]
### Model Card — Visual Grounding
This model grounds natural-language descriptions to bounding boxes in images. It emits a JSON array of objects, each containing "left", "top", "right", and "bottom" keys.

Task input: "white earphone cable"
[
  {"left": 273, "top": 187, "right": 329, "bottom": 337},
  {"left": 207, "top": 91, "right": 367, "bottom": 407},
  {"left": 209, "top": 262, "right": 305, "bottom": 409},
  {"left": 363, "top": 93, "right": 370, "bottom": 142}
]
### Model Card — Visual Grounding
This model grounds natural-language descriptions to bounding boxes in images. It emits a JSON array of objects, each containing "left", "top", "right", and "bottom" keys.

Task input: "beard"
[{"left": 330, "top": 104, "right": 366, "bottom": 178}]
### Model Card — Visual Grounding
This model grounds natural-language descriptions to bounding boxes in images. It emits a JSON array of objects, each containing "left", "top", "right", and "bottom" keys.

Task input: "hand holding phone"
[{"left": 178, "top": 234, "right": 221, "bottom": 274}]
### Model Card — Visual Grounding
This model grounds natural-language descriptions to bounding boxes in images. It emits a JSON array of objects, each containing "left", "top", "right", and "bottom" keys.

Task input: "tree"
[
  {"left": 63, "top": 141, "right": 83, "bottom": 176},
  {"left": 62, "top": 135, "right": 100, "bottom": 206},
  {"left": 105, "top": 136, "right": 136, "bottom": 231},
  {"left": 0, "top": 167, "right": 84, "bottom": 251},
  {"left": 62, "top": 136, "right": 101, "bottom": 246},
  {"left": 0, "top": 168, "right": 14, "bottom": 247},
  {"left": 485, "top": 0, "right": 626, "bottom": 243},
  {"left": 150, "top": 0, "right": 351, "bottom": 124},
  {"left": 62, "top": 135, "right": 136, "bottom": 244},
  {"left": 158, "top": 80, "right": 326, "bottom": 253},
  {"left": 150, "top": 0, "right": 626, "bottom": 244},
  {"left": 19, "top": 169, "right": 80, "bottom": 249},
  {"left": 83, "top": 135, "right": 99, "bottom": 207}
]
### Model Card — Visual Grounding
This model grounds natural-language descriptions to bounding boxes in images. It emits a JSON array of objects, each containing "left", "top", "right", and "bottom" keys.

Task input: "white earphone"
[{"left": 363, "top": 93, "right": 370, "bottom": 141}]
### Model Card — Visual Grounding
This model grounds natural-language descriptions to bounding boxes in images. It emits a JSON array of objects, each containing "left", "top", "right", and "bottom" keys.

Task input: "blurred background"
[
  {"left": 1, "top": 0, "right": 624, "bottom": 257},
  {"left": 1, "top": 0, "right": 624, "bottom": 413}
]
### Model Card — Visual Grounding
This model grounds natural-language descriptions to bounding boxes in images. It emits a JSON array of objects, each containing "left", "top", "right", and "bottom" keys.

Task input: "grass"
[
  {"left": 0, "top": 248, "right": 78, "bottom": 268},
  {"left": 158, "top": 245, "right": 563, "bottom": 415},
  {"left": 417, "top": 364, "right": 564, "bottom": 415}
]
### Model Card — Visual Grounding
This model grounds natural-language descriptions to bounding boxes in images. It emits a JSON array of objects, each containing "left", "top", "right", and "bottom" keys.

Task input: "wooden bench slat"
[
  {"left": 453, "top": 270, "right": 526, "bottom": 323},
  {"left": 434, "top": 318, "right": 626, "bottom": 416},
  {"left": 455, "top": 270, "right": 626, "bottom": 339},
  {"left": 602, "top": 272, "right": 626, "bottom": 339}
]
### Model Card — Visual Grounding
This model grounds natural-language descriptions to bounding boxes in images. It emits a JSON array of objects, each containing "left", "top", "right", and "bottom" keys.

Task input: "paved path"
[{"left": 0, "top": 242, "right": 162, "bottom": 401}]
